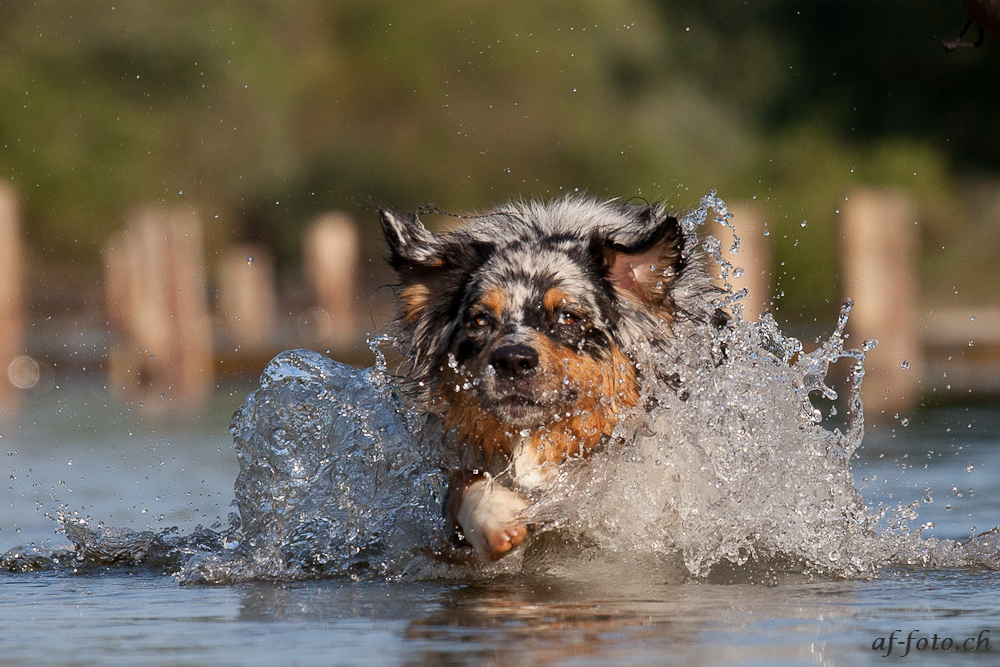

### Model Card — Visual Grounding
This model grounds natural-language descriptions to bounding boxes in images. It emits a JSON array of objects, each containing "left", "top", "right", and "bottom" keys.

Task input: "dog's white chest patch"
[{"left": 511, "top": 436, "right": 556, "bottom": 489}]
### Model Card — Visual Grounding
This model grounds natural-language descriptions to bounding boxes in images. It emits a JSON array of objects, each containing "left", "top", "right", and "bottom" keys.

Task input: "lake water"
[{"left": 3, "top": 381, "right": 1000, "bottom": 666}]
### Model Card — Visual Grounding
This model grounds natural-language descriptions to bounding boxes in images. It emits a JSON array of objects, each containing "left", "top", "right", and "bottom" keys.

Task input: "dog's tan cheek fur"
[
  {"left": 525, "top": 337, "right": 638, "bottom": 467},
  {"left": 401, "top": 284, "right": 430, "bottom": 324},
  {"left": 436, "top": 358, "right": 512, "bottom": 465}
]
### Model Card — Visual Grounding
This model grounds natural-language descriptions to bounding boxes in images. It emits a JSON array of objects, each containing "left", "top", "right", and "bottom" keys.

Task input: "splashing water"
[{"left": 6, "top": 191, "right": 1000, "bottom": 582}]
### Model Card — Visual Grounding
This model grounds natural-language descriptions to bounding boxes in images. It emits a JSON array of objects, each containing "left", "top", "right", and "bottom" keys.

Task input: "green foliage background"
[{"left": 1, "top": 0, "right": 997, "bottom": 320}]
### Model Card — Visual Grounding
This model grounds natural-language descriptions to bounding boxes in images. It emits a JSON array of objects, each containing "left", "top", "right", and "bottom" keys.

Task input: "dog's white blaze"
[{"left": 504, "top": 281, "right": 534, "bottom": 325}]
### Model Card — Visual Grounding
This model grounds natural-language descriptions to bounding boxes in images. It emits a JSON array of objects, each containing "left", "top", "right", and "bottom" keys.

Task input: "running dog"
[{"left": 380, "top": 197, "right": 715, "bottom": 561}]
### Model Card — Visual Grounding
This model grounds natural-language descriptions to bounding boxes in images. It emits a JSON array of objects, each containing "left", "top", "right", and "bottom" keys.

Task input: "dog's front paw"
[{"left": 456, "top": 478, "right": 529, "bottom": 560}]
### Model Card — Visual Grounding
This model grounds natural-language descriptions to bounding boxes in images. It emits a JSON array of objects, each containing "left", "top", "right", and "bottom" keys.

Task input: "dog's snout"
[{"left": 490, "top": 344, "right": 539, "bottom": 379}]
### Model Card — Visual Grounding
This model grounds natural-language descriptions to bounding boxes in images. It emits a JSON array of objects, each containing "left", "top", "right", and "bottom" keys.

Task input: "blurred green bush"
[{"left": 1, "top": 0, "right": 997, "bottom": 319}]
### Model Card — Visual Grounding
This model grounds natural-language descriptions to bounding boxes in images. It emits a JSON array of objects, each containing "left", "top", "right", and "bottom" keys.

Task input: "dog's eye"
[
  {"left": 467, "top": 313, "right": 493, "bottom": 331},
  {"left": 557, "top": 311, "right": 580, "bottom": 326}
]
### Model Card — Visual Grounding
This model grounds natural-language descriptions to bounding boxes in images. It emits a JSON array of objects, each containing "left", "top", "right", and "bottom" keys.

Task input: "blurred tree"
[
  {"left": 0, "top": 2, "right": 300, "bottom": 262},
  {"left": 650, "top": 0, "right": 1000, "bottom": 170},
  {"left": 0, "top": 0, "right": 995, "bottom": 320}
]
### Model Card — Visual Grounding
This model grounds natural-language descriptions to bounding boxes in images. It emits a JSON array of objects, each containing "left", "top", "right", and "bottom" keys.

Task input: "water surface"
[{"left": 3, "top": 381, "right": 1000, "bottom": 666}]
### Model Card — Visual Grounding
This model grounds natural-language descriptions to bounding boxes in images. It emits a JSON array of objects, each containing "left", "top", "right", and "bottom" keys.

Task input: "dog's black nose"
[{"left": 490, "top": 344, "right": 539, "bottom": 379}]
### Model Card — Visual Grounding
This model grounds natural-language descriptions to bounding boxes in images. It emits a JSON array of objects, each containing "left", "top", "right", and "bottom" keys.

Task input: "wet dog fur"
[{"left": 380, "top": 196, "right": 716, "bottom": 560}]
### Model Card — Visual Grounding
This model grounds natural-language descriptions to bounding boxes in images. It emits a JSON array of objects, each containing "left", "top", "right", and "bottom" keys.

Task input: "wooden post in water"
[
  {"left": 0, "top": 184, "right": 24, "bottom": 416},
  {"left": 104, "top": 208, "right": 214, "bottom": 411},
  {"left": 216, "top": 244, "right": 277, "bottom": 352},
  {"left": 722, "top": 202, "right": 773, "bottom": 322},
  {"left": 841, "top": 188, "right": 921, "bottom": 415},
  {"left": 302, "top": 213, "right": 359, "bottom": 346}
]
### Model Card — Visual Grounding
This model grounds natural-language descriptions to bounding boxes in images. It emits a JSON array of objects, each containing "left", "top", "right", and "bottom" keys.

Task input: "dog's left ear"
[{"left": 601, "top": 211, "right": 684, "bottom": 310}]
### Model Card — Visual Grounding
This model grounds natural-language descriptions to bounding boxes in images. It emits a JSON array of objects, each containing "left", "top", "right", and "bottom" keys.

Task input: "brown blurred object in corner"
[
  {"left": 944, "top": 0, "right": 1000, "bottom": 49},
  {"left": 104, "top": 208, "right": 214, "bottom": 412},
  {"left": 962, "top": 0, "right": 1000, "bottom": 38}
]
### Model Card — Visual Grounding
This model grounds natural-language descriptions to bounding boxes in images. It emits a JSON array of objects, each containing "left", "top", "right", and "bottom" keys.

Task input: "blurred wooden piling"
[
  {"left": 216, "top": 244, "right": 277, "bottom": 352},
  {"left": 302, "top": 213, "right": 359, "bottom": 346},
  {"left": 723, "top": 202, "right": 773, "bottom": 322},
  {"left": 841, "top": 188, "right": 922, "bottom": 414},
  {"left": 104, "top": 208, "right": 213, "bottom": 411},
  {"left": 0, "top": 184, "right": 24, "bottom": 416}
]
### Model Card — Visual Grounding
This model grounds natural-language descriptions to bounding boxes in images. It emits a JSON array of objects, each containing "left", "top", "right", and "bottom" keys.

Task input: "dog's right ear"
[
  {"left": 380, "top": 209, "right": 444, "bottom": 275},
  {"left": 380, "top": 208, "right": 449, "bottom": 326}
]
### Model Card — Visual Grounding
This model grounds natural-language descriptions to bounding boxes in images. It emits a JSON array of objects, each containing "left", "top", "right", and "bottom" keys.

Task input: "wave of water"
[{"left": 6, "top": 191, "right": 1000, "bottom": 583}]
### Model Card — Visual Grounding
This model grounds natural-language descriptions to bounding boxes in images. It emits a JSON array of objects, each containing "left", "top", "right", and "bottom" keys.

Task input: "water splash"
[{"left": 7, "top": 191, "right": 1000, "bottom": 582}]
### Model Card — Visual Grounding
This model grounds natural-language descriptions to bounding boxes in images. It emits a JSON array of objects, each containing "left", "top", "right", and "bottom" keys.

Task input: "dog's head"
[{"left": 381, "top": 197, "right": 693, "bottom": 462}]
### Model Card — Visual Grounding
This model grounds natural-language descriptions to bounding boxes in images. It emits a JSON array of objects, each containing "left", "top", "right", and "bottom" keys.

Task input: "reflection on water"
[
  {"left": 230, "top": 577, "right": 864, "bottom": 665},
  {"left": 396, "top": 579, "right": 863, "bottom": 665},
  {"left": 4, "top": 565, "right": 1000, "bottom": 666}
]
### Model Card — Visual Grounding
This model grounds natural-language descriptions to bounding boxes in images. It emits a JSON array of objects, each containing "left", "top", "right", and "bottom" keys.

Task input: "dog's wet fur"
[{"left": 381, "top": 196, "right": 717, "bottom": 560}]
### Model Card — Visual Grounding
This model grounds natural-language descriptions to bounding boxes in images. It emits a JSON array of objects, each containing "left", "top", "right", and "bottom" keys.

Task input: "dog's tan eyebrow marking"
[
  {"left": 479, "top": 286, "right": 507, "bottom": 317},
  {"left": 542, "top": 287, "right": 573, "bottom": 312}
]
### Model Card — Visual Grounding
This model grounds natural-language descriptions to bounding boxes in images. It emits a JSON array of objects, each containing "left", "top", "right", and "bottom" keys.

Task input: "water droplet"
[
  {"left": 900, "top": 360, "right": 909, "bottom": 370},
  {"left": 967, "top": 465, "right": 975, "bottom": 472},
  {"left": 901, "top": 418, "right": 909, "bottom": 427},
  {"left": 247, "top": 256, "right": 254, "bottom": 266},
  {"left": 800, "top": 220, "right": 807, "bottom": 227}
]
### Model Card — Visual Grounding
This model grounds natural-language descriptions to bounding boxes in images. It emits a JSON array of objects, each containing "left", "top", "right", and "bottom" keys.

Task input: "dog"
[{"left": 380, "top": 197, "right": 718, "bottom": 561}]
